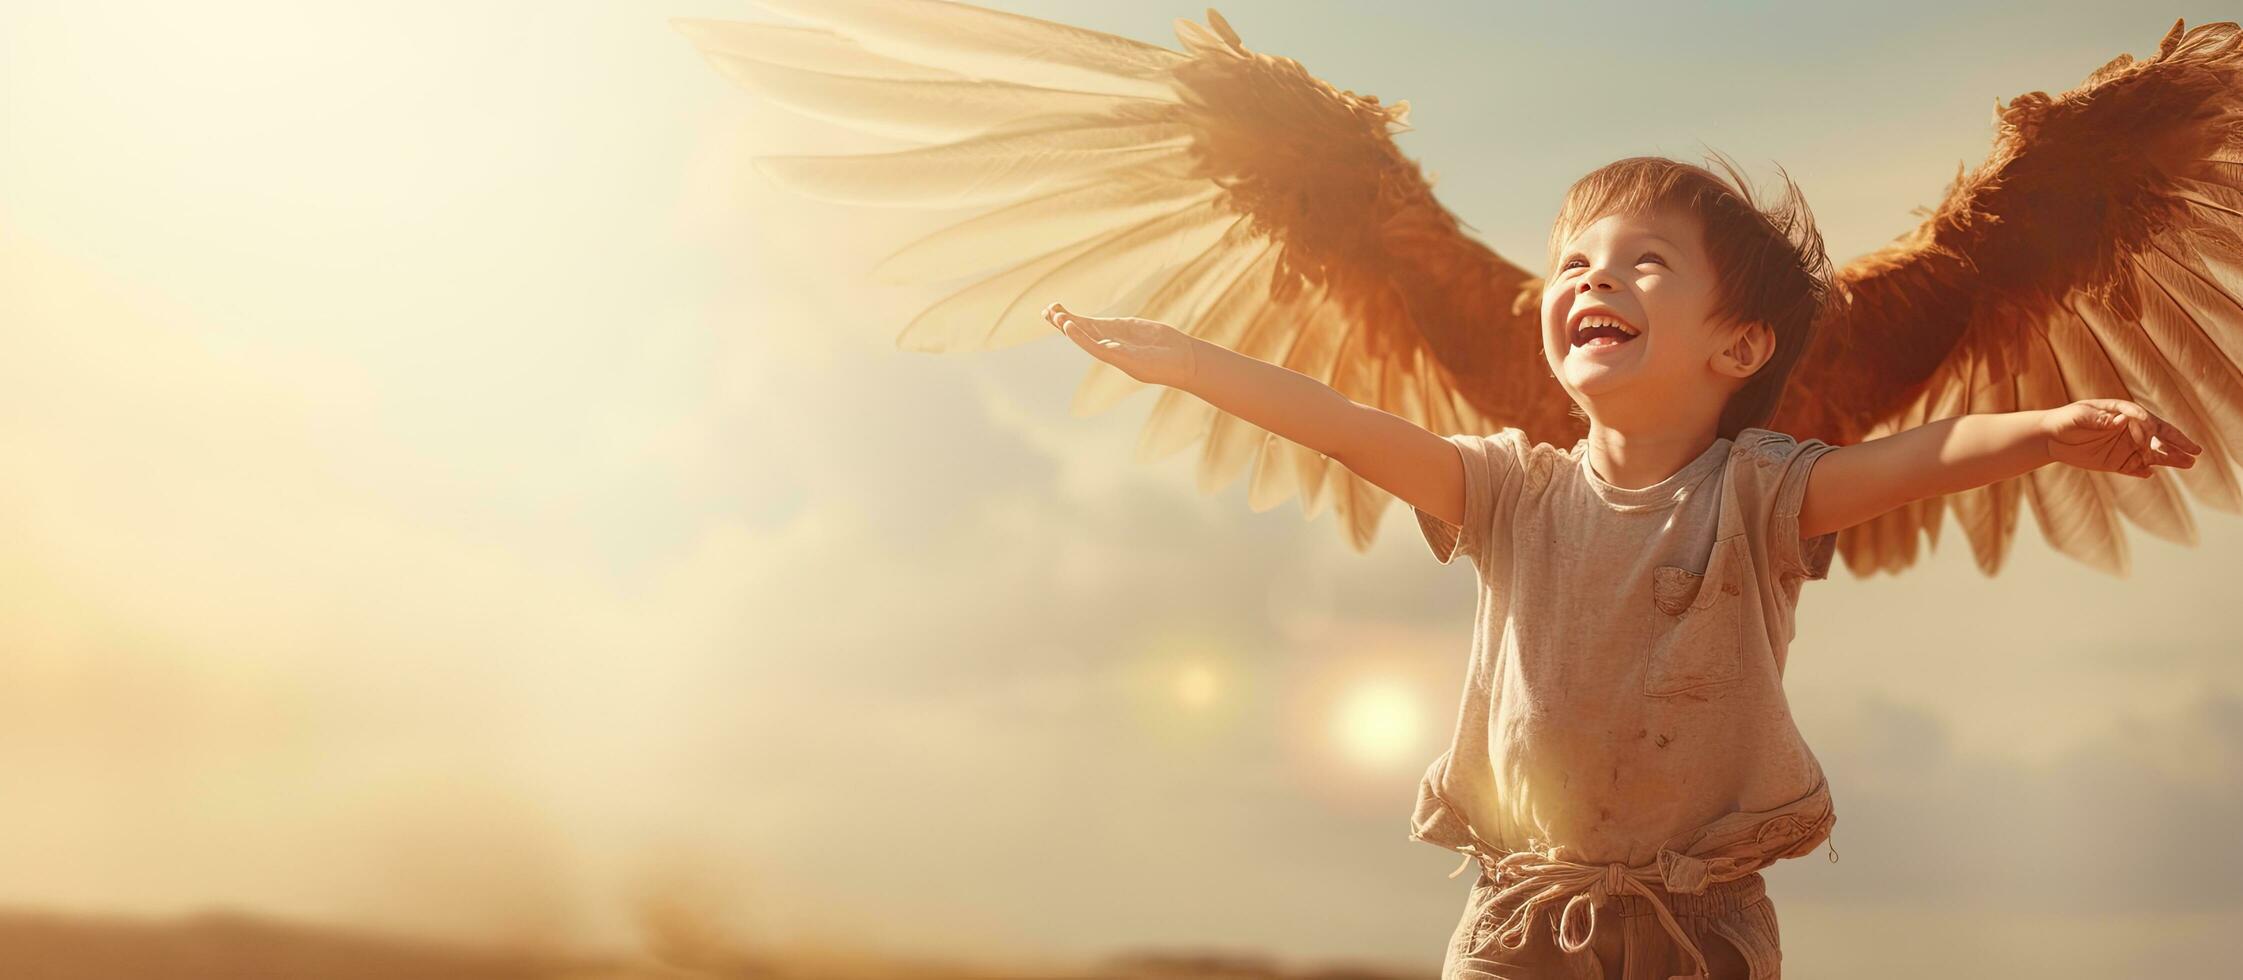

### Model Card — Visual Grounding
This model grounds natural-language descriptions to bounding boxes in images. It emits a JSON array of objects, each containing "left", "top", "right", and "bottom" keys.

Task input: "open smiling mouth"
[{"left": 1570, "top": 315, "right": 1641, "bottom": 350}]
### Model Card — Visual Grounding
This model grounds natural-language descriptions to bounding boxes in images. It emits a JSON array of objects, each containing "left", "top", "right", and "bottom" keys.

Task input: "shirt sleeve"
[
  {"left": 1737, "top": 428, "right": 1843, "bottom": 581},
  {"left": 1410, "top": 429, "right": 1529, "bottom": 573}
]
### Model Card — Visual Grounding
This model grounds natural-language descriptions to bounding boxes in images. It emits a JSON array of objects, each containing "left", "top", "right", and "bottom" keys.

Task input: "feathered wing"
[
  {"left": 674, "top": 2, "right": 1576, "bottom": 553},
  {"left": 1772, "top": 19, "right": 2243, "bottom": 577}
]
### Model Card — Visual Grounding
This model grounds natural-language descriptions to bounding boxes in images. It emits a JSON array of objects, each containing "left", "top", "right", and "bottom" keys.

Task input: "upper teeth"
[{"left": 1578, "top": 315, "right": 1637, "bottom": 336}]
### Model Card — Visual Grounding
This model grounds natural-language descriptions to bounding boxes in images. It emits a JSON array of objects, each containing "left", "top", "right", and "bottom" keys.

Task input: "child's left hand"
[{"left": 2042, "top": 399, "right": 2203, "bottom": 478}]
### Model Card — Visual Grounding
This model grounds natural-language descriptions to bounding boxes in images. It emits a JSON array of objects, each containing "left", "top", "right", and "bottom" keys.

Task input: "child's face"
[{"left": 1540, "top": 208, "right": 1737, "bottom": 423}]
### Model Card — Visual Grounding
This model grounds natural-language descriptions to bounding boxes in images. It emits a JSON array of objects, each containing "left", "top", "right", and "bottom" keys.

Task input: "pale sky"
[{"left": 2, "top": 1, "right": 2240, "bottom": 977}]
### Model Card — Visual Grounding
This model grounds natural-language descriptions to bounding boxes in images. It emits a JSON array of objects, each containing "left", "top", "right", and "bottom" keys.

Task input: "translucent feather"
[
  {"left": 1068, "top": 221, "right": 1262, "bottom": 418},
  {"left": 896, "top": 198, "right": 1230, "bottom": 351},
  {"left": 874, "top": 179, "right": 1217, "bottom": 284},
  {"left": 684, "top": 3, "right": 1563, "bottom": 557},
  {"left": 752, "top": 118, "right": 1195, "bottom": 208},
  {"left": 672, "top": 19, "right": 967, "bottom": 81},
  {"left": 693, "top": 45, "right": 1162, "bottom": 144},
  {"left": 747, "top": 0, "right": 1184, "bottom": 99},
  {"left": 1135, "top": 248, "right": 1281, "bottom": 465}
]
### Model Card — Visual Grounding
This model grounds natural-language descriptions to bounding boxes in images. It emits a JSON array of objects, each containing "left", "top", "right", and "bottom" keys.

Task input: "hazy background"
[{"left": 3, "top": 0, "right": 2240, "bottom": 976}]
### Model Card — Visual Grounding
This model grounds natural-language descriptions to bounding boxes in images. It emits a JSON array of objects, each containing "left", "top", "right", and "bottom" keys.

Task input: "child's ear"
[{"left": 1712, "top": 321, "right": 1775, "bottom": 380}]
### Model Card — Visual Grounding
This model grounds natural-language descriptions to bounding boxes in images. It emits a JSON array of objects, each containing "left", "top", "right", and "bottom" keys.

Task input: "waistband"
[
  {"left": 1522, "top": 866, "right": 1765, "bottom": 919},
  {"left": 1459, "top": 848, "right": 1758, "bottom": 980}
]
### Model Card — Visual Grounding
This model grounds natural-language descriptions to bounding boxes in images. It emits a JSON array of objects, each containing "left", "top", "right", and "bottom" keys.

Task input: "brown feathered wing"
[
  {"left": 1770, "top": 19, "right": 2243, "bottom": 577},
  {"left": 673, "top": 1, "right": 1578, "bottom": 553}
]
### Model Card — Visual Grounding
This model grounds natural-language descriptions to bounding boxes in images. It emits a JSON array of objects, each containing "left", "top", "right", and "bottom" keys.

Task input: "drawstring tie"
[{"left": 1448, "top": 847, "right": 1714, "bottom": 980}]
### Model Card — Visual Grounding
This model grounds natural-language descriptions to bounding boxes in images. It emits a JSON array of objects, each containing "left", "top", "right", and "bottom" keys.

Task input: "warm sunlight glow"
[
  {"left": 1333, "top": 678, "right": 1421, "bottom": 769},
  {"left": 8, "top": 4, "right": 2238, "bottom": 973},
  {"left": 1127, "top": 634, "right": 1244, "bottom": 746},
  {"left": 1175, "top": 661, "right": 1220, "bottom": 709}
]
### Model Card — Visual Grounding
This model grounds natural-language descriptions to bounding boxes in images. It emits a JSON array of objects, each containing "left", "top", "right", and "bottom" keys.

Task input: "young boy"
[{"left": 1042, "top": 156, "right": 2199, "bottom": 980}]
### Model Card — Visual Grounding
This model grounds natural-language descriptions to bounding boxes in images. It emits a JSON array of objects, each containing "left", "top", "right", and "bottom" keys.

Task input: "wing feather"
[
  {"left": 1836, "top": 358, "right": 1965, "bottom": 576},
  {"left": 746, "top": 0, "right": 1185, "bottom": 98},
  {"left": 2023, "top": 462, "right": 2128, "bottom": 575},
  {"left": 2173, "top": 174, "right": 2243, "bottom": 219},
  {"left": 1245, "top": 429, "right": 1301, "bottom": 513},
  {"left": 898, "top": 196, "right": 1234, "bottom": 351},
  {"left": 1782, "top": 19, "right": 2243, "bottom": 576},
  {"left": 875, "top": 178, "right": 1220, "bottom": 283},
  {"left": 1316, "top": 313, "right": 1403, "bottom": 549},
  {"left": 1949, "top": 345, "right": 2024, "bottom": 574},
  {"left": 1197, "top": 293, "right": 1304, "bottom": 493},
  {"left": 1069, "top": 218, "right": 1261, "bottom": 417},
  {"left": 2072, "top": 296, "right": 2243, "bottom": 511},
  {"left": 1240, "top": 286, "right": 1345, "bottom": 511},
  {"left": 678, "top": 27, "right": 1155, "bottom": 143},
  {"left": 2016, "top": 326, "right": 2128, "bottom": 573},
  {"left": 673, "top": 19, "right": 968, "bottom": 82},
  {"left": 754, "top": 117, "right": 1197, "bottom": 207},
  {"left": 684, "top": 3, "right": 1570, "bottom": 554},
  {"left": 1137, "top": 246, "right": 1281, "bottom": 464},
  {"left": 1265, "top": 292, "right": 1360, "bottom": 519},
  {"left": 2130, "top": 252, "right": 2243, "bottom": 453},
  {"left": 2043, "top": 307, "right": 2201, "bottom": 544}
]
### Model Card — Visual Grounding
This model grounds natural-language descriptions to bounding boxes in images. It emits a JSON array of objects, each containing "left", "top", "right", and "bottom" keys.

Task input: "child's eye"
[{"left": 1562, "top": 253, "right": 1662, "bottom": 272}]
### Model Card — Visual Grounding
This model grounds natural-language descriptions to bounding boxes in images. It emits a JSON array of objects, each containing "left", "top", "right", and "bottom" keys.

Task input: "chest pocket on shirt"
[{"left": 1644, "top": 533, "right": 1748, "bottom": 697}]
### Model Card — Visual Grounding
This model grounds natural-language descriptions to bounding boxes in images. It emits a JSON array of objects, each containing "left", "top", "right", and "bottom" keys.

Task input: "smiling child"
[{"left": 1042, "top": 154, "right": 2199, "bottom": 980}]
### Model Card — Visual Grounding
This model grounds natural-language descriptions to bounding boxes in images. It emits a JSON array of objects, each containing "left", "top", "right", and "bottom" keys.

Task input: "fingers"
[
  {"left": 2150, "top": 416, "right": 2203, "bottom": 463},
  {"left": 2098, "top": 406, "right": 2155, "bottom": 472},
  {"left": 2145, "top": 434, "right": 2195, "bottom": 468},
  {"left": 2118, "top": 442, "right": 2152, "bottom": 480},
  {"left": 2089, "top": 399, "right": 2199, "bottom": 471},
  {"left": 2129, "top": 407, "right": 2201, "bottom": 469},
  {"left": 1042, "top": 301, "right": 1087, "bottom": 332},
  {"left": 1044, "top": 302, "right": 1119, "bottom": 356},
  {"left": 1043, "top": 301, "right": 1089, "bottom": 339}
]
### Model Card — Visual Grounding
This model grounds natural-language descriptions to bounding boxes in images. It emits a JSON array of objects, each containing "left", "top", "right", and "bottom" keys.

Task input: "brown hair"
[{"left": 1545, "top": 151, "right": 1836, "bottom": 438}]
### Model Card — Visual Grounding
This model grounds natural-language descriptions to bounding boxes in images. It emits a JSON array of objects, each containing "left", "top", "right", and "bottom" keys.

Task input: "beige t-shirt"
[{"left": 1408, "top": 427, "right": 1841, "bottom": 881}]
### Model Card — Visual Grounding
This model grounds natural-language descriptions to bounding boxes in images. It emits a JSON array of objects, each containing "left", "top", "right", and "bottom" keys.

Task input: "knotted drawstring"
[
  {"left": 1469, "top": 848, "right": 1714, "bottom": 980},
  {"left": 1447, "top": 850, "right": 1478, "bottom": 878},
  {"left": 1429, "top": 808, "right": 1716, "bottom": 978}
]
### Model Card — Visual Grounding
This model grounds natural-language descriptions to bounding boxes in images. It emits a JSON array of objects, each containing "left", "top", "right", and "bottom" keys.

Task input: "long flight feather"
[
  {"left": 875, "top": 180, "right": 1216, "bottom": 283},
  {"left": 753, "top": 117, "right": 1194, "bottom": 207},
  {"left": 694, "top": 50, "right": 1167, "bottom": 144},
  {"left": 1068, "top": 218, "right": 1258, "bottom": 418},
  {"left": 672, "top": 19, "right": 968, "bottom": 81},
  {"left": 748, "top": 0, "right": 1185, "bottom": 99}
]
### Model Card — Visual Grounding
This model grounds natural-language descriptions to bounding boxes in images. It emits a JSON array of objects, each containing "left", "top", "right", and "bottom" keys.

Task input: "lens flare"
[
  {"left": 1333, "top": 678, "right": 1421, "bottom": 768},
  {"left": 1175, "top": 661, "right": 1220, "bottom": 709}
]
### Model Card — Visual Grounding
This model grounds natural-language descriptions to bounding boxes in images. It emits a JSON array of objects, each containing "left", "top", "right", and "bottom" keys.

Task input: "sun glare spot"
[
  {"left": 1175, "top": 661, "right": 1220, "bottom": 709},
  {"left": 1334, "top": 679, "right": 1421, "bottom": 768}
]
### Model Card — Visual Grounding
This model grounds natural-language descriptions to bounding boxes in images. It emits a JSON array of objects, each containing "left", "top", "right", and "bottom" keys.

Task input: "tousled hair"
[{"left": 1546, "top": 151, "right": 1837, "bottom": 438}]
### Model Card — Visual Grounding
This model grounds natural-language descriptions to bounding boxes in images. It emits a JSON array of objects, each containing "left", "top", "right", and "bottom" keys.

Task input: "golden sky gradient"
[{"left": 3, "top": 2, "right": 2240, "bottom": 977}]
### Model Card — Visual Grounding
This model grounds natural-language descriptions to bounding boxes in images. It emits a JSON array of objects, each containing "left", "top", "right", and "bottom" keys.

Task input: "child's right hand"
[{"left": 1044, "top": 302, "right": 1199, "bottom": 389}]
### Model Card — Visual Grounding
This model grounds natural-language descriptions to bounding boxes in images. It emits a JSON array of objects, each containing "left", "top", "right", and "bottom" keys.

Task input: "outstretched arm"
[
  {"left": 1798, "top": 399, "right": 2204, "bottom": 540},
  {"left": 1045, "top": 303, "right": 1467, "bottom": 526}
]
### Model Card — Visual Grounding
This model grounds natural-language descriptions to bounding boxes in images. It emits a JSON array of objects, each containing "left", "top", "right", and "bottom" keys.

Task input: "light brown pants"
[{"left": 1440, "top": 869, "right": 1779, "bottom": 980}]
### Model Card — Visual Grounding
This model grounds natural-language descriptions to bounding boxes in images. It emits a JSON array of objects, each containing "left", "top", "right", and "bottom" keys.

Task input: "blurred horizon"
[{"left": 3, "top": 1, "right": 2241, "bottom": 977}]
